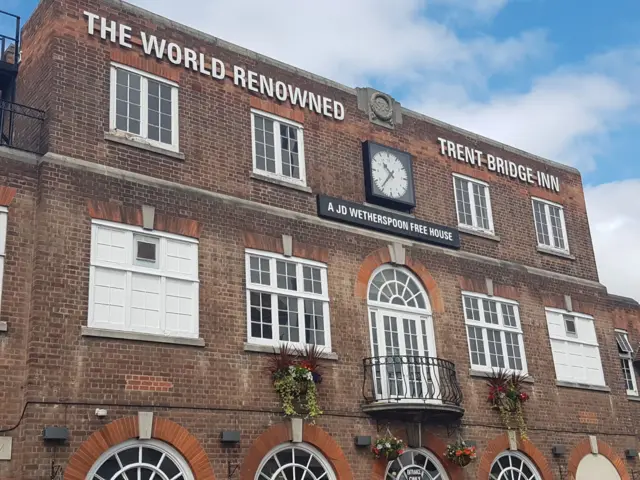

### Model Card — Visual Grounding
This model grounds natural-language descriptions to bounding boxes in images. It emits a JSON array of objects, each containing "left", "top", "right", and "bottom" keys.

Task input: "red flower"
[
  {"left": 397, "top": 450, "right": 404, "bottom": 455},
  {"left": 519, "top": 392, "right": 529, "bottom": 401},
  {"left": 455, "top": 450, "right": 462, "bottom": 457}
]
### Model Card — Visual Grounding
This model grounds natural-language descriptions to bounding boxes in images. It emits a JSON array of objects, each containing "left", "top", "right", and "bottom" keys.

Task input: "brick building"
[{"left": 1, "top": 1, "right": 640, "bottom": 479}]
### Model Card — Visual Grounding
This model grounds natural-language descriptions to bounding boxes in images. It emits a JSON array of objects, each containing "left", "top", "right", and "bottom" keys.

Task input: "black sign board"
[{"left": 317, "top": 195, "right": 460, "bottom": 249}]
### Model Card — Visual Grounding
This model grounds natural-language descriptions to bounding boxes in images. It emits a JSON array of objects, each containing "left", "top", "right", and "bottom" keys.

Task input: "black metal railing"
[
  {"left": 0, "top": 100, "right": 45, "bottom": 154},
  {"left": 363, "top": 355, "right": 463, "bottom": 407},
  {"left": 0, "top": 10, "right": 20, "bottom": 64}
]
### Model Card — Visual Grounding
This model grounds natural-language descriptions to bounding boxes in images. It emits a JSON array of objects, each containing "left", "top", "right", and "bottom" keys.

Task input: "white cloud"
[
  {"left": 413, "top": 71, "right": 633, "bottom": 171},
  {"left": 586, "top": 180, "right": 640, "bottom": 301},
  {"left": 129, "top": 0, "right": 547, "bottom": 86}
]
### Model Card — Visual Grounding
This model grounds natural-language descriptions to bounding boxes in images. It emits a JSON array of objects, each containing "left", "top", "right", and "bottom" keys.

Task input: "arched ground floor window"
[
  {"left": 87, "top": 438, "right": 195, "bottom": 480},
  {"left": 256, "top": 443, "right": 336, "bottom": 480},
  {"left": 490, "top": 451, "right": 541, "bottom": 480},
  {"left": 384, "top": 448, "right": 449, "bottom": 480}
]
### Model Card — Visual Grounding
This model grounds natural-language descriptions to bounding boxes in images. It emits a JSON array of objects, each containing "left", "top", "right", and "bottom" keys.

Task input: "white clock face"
[{"left": 371, "top": 151, "right": 409, "bottom": 199}]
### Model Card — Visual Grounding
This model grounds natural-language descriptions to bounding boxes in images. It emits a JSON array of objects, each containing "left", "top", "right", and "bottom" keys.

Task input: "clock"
[{"left": 363, "top": 141, "right": 416, "bottom": 211}]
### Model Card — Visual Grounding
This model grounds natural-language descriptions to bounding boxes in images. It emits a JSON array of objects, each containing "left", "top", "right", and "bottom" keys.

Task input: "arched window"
[
  {"left": 490, "top": 452, "right": 542, "bottom": 480},
  {"left": 368, "top": 266, "right": 430, "bottom": 311},
  {"left": 367, "top": 265, "right": 436, "bottom": 401},
  {"left": 385, "top": 449, "right": 449, "bottom": 480},
  {"left": 256, "top": 443, "right": 336, "bottom": 480},
  {"left": 87, "top": 439, "right": 194, "bottom": 480}
]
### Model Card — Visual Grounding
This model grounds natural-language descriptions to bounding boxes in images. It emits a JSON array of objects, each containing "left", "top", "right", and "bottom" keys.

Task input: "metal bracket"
[
  {"left": 446, "top": 418, "right": 462, "bottom": 437},
  {"left": 50, "top": 459, "right": 63, "bottom": 480},
  {"left": 228, "top": 462, "right": 240, "bottom": 479}
]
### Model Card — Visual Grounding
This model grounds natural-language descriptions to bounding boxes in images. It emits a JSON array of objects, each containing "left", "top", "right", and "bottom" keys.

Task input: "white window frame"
[
  {"left": 0, "top": 207, "right": 7, "bottom": 316},
  {"left": 88, "top": 220, "right": 199, "bottom": 338},
  {"left": 531, "top": 197, "right": 569, "bottom": 253},
  {"left": 109, "top": 62, "right": 180, "bottom": 152},
  {"left": 616, "top": 329, "right": 638, "bottom": 396},
  {"left": 245, "top": 249, "right": 330, "bottom": 351},
  {"left": 452, "top": 173, "right": 494, "bottom": 234},
  {"left": 545, "top": 307, "right": 605, "bottom": 386},
  {"left": 462, "top": 291, "right": 528, "bottom": 375},
  {"left": 250, "top": 109, "right": 306, "bottom": 187}
]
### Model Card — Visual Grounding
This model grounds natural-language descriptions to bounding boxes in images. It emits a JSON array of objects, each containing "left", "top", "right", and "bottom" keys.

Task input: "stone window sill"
[
  {"left": 250, "top": 172, "right": 313, "bottom": 193},
  {"left": 469, "top": 368, "right": 534, "bottom": 383},
  {"left": 82, "top": 326, "right": 205, "bottom": 347},
  {"left": 628, "top": 395, "right": 640, "bottom": 402},
  {"left": 537, "top": 246, "right": 575, "bottom": 260},
  {"left": 244, "top": 342, "right": 338, "bottom": 361},
  {"left": 0, "top": 321, "right": 6, "bottom": 333},
  {"left": 104, "top": 132, "right": 186, "bottom": 161},
  {"left": 556, "top": 380, "right": 610, "bottom": 392},
  {"left": 459, "top": 225, "right": 501, "bottom": 242}
]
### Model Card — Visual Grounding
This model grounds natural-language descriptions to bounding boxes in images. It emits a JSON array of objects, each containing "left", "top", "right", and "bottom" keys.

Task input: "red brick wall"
[{"left": 0, "top": 155, "right": 634, "bottom": 479}]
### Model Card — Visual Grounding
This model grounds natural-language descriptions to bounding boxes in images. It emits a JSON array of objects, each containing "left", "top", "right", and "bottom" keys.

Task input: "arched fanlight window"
[
  {"left": 87, "top": 439, "right": 194, "bottom": 480},
  {"left": 490, "top": 452, "right": 542, "bottom": 480},
  {"left": 256, "top": 443, "right": 336, "bottom": 480},
  {"left": 368, "top": 265, "right": 430, "bottom": 312},
  {"left": 385, "top": 449, "right": 449, "bottom": 480}
]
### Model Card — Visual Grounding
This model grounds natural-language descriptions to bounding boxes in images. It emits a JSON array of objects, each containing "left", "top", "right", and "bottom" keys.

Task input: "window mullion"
[
  {"left": 125, "top": 270, "right": 132, "bottom": 332},
  {"left": 271, "top": 292, "right": 279, "bottom": 343},
  {"left": 297, "top": 296, "right": 305, "bottom": 346},
  {"left": 274, "top": 120, "right": 282, "bottom": 175},
  {"left": 481, "top": 326, "right": 491, "bottom": 368},
  {"left": 499, "top": 328, "right": 510, "bottom": 369},
  {"left": 141, "top": 77, "right": 149, "bottom": 139},
  {"left": 160, "top": 275, "right": 167, "bottom": 335},
  {"left": 467, "top": 181, "right": 477, "bottom": 227}
]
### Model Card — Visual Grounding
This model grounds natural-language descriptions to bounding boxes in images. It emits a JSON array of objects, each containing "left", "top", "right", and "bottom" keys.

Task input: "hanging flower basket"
[
  {"left": 372, "top": 435, "right": 405, "bottom": 461},
  {"left": 487, "top": 369, "right": 530, "bottom": 439},
  {"left": 268, "top": 343, "right": 324, "bottom": 420},
  {"left": 444, "top": 440, "right": 476, "bottom": 467}
]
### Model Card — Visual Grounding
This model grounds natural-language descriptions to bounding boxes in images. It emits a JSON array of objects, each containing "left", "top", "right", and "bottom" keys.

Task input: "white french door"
[{"left": 369, "top": 307, "right": 438, "bottom": 402}]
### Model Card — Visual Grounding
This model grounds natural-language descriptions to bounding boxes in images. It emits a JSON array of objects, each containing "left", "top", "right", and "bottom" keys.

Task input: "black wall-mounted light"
[
  {"left": 220, "top": 431, "right": 241, "bottom": 444},
  {"left": 625, "top": 449, "right": 638, "bottom": 459},
  {"left": 42, "top": 426, "right": 69, "bottom": 443},
  {"left": 552, "top": 445, "right": 566, "bottom": 457},
  {"left": 354, "top": 436, "right": 372, "bottom": 447}
]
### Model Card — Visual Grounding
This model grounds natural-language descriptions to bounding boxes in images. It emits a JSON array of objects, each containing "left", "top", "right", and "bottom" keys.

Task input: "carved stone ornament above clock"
[{"left": 356, "top": 87, "right": 402, "bottom": 129}]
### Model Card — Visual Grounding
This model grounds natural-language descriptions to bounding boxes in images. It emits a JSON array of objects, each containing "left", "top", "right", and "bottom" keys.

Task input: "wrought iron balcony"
[
  {"left": 0, "top": 100, "right": 45, "bottom": 154},
  {"left": 362, "top": 355, "right": 464, "bottom": 421}
]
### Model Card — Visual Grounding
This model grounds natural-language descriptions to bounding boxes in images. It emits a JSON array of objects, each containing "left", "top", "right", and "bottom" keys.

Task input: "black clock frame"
[{"left": 362, "top": 141, "right": 416, "bottom": 211}]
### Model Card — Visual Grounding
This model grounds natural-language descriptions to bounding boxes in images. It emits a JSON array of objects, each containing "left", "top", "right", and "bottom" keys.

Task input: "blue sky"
[{"left": 5, "top": 0, "right": 640, "bottom": 299}]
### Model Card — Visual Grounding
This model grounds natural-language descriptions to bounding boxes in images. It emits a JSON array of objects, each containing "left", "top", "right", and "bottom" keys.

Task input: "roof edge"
[{"left": 112, "top": 0, "right": 579, "bottom": 175}]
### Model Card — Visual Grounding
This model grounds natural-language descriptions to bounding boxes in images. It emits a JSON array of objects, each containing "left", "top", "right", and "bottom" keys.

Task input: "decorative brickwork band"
[
  {"left": 111, "top": 49, "right": 180, "bottom": 83},
  {"left": 476, "top": 434, "right": 553, "bottom": 480},
  {"left": 566, "top": 438, "right": 630, "bottom": 480},
  {"left": 250, "top": 97, "right": 305, "bottom": 124},
  {"left": 370, "top": 432, "right": 464, "bottom": 480},
  {"left": 542, "top": 294, "right": 596, "bottom": 316},
  {"left": 239, "top": 423, "right": 353, "bottom": 480},
  {"left": 243, "top": 231, "right": 329, "bottom": 263},
  {"left": 64, "top": 416, "right": 215, "bottom": 480},
  {"left": 0, "top": 186, "right": 17, "bottom": 206},
  {"left": 87, "top": 200, "right": 201, "bottom": 238},
  {"left": 355, "top": 247, "right": 444, "bottom": 313},
  {"left": 458, "top": 276, "right": 519, "bottom": 301}
]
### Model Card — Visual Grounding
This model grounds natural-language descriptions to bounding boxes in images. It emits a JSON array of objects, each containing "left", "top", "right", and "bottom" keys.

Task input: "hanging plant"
[
  {"left": 268, "top": 343, "right": 324, "bottom": 420},
  {"left": 444, "top": 440, "right": 477, "bottom": 467},
  {"left": 372, "top": 434, "right": 405, "bottom": 461},
  {"left": 487, "top": 369, "right": 530, "bottom": 439}
]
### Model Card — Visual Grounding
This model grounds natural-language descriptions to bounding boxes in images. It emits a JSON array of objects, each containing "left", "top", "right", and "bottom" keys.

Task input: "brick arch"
[
  {"left": 477, "top": 433, "right": 553, "bottom": 480},
  {"left": 64, "top": 416, "right": 216, "bottom": 480},
  {"left": 354, "top": 247, "right": 444, "bottom": 313},
  {"left": 566, "top": 438, "right": 630, "bottom": 480},
  {"left": 371, "top": 433, "right": 464, "bottom": 480},
  {"left": 239, "top": 423, "right": 353, "bottom": 480}
]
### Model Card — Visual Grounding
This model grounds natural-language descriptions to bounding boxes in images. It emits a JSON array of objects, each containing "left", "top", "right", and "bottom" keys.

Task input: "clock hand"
[{"left": 380, "top": 169, "right": 395, "bottom": 189}]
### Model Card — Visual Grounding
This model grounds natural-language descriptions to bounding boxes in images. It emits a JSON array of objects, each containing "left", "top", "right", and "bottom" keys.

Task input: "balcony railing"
[
  {"left": 362, "top": 355, "right": 463, "bottom": 418},
  {"left": 0, "top": 100, "right": 45, "bottom": 154}
]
